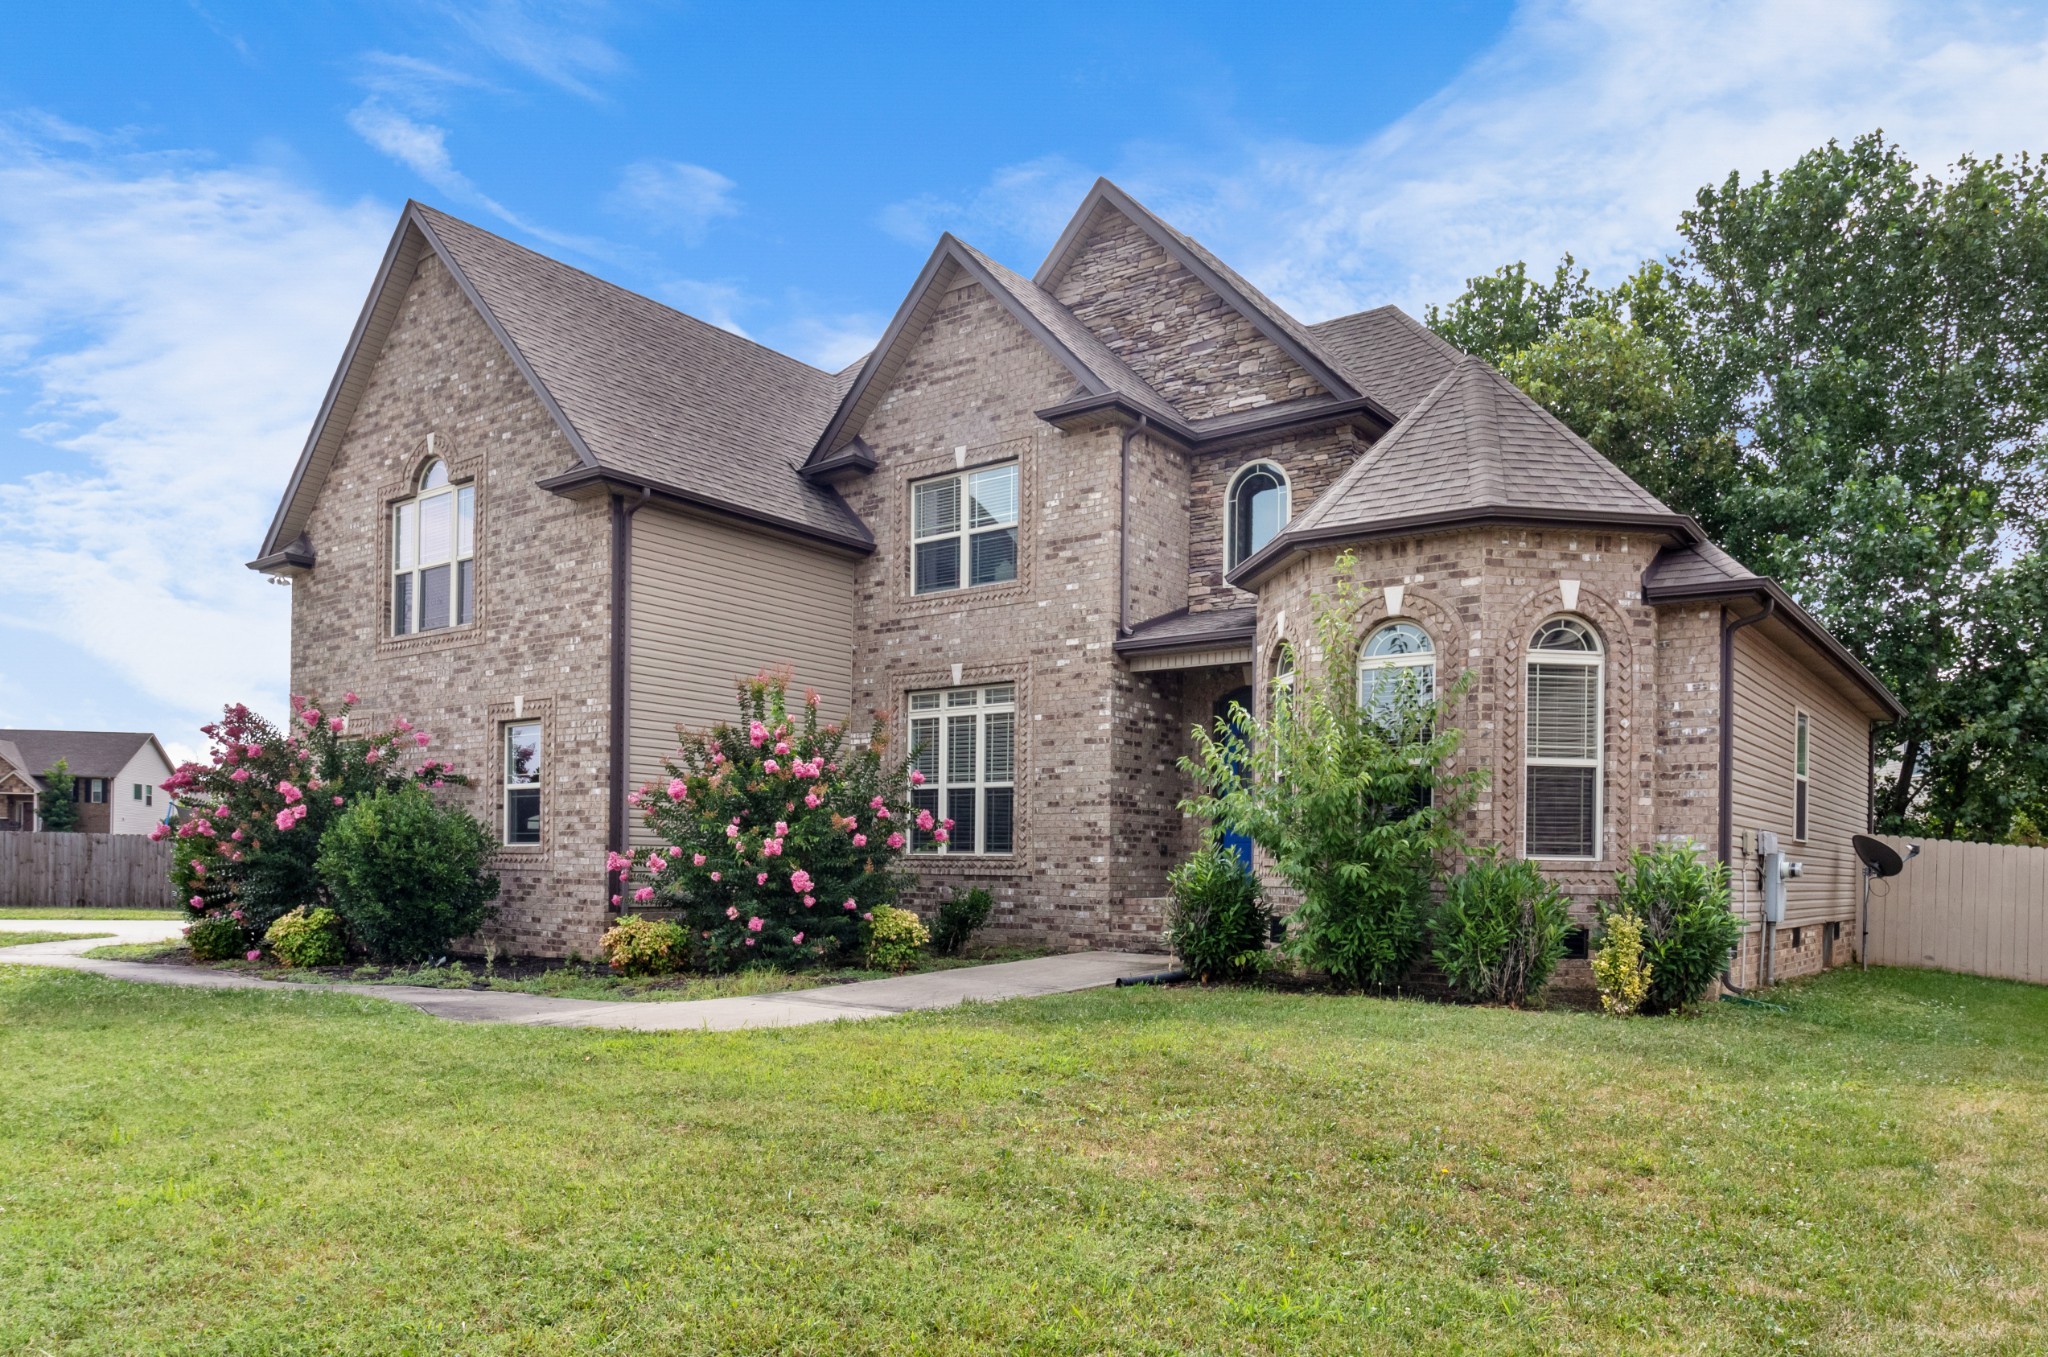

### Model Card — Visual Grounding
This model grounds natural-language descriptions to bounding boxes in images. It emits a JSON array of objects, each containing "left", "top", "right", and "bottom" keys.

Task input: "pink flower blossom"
[
  {"left": 247, "top": 949, "right": 263, "bottom": 962},
  {"left": 749, "top": 721, "right": 769, "bottom": 747},
  {"left": 634, "top": 887, "right": 654, "bottom": 903},
  {"left": 230, "top": 830, "right": 244, "bottom": 842},
  {"left": 244, "top": 744, "right": 262, "bottom": 758},
  {"left": 789, "top": 869, "right": 814, "bottom": 893},
  {"left": 887, "top": 832, "right": 905, "bottom": 849},
  {"left": 274, "top": 809, "right": 296, "bottom": 831},
  {"left": 292, "top": 803, "right": 308, "bottom": 822},
  {"left": 793, "top": 931, "right": 805, "bottom": 944},
  {"left": 278, "top": 780, "right": 302, "bottom": 804},
  {"left": 302, "top": 709, "right": 322, "bottom": 726},
  {"left": 365, "top": 748, "right": 382, "bottom": 764},
  {"left": 611, "top": 895, "right": 621, "bottom": 906},
  {"left": 756, "top": 872, "right": 769, "bottom": 885},
  {"left": 343, "top": 691, "right": 358, "bottom": 704},
  {"left": 803, "top": 895, "right": 815, "bottom": 907},
  {"left": 853, "top": 833, "right": 867, "bottom": 847},
  {"left": 646, "top": 854, "right": 666, "bottom": 873},
  {"left": 415, "top": 732, "right": 430, "bottom": 747},
  {"left": 627, "top": 791, "right": 643, "bottom": 807},
  {"left": 763, "top": 759, "right": 779, "bottom": 774},
  {"left": 192, "top": 861, "right": 207, "bottom": 876},
  {"left": 944, "top": 818, "right": 955, "bottom": 829},
  {"left": 726, "top": 906, "right": 740, "bottom": 920},
  {"left": 747, "top": 917, "right": 764, "bottom": 933},
  {"left": 844, "top": 898, "right": 857, "bottom": 910},
  {"left": 744, "top": 937, "right": 756, "bottom": 946},
  {"left": 774, "top": 820, "right": 789, "bottom": 836},
  {"left": 231, "top": 768, "right": 250, "bottom": 783},
  {"left": 189, "top": 895, "right": 205, "bottom": 909},
  {"left": 844, "top": 817, "right": 859, "bottom": 832},
  {"left": 916, "top": 809, "right": 935, "bottom": 831},
  {"left": 862, "top": 912, "right": 873, "bottom": 921},
  {"left": 933, "top": 829, "right": 950, "bottom": 844},
  {"left": 870, "top": 796, "right": 885, "bottom": 810},
  {"left": 606, "top": 851, "right": 632, "bottom": 874},
  {"left": 774, "top": 741, "right": 789, "bottom": 755},
  {"left": 432, "top": 778, "right": 445, "bottom": 789},
  {"left": 762, "top": 838, "right": 783, "bottom": 857},
  {"left": 230, "top": 909, "right": 243, "bottom": 921},
  {"left": 328, "top": 718, "right": 344, "bottom": 733},
  {"left": 710, "top": 871, "right": 722, "bottom": 882},
  {"left": 333, "top": 795, "right": 344, "bottom": 806},
  {"left": 804, "top": 791, "right": 821, "bottom": 808},
  {"left": 877, "top": 808, "right": 891, "bottom": 820},
  {"left": 725, "top": 824, "right": 740, "bottom": 838},
  {"left": 691, "top": 853, "right": 706, "bottom": 866},
  {"left": 668, "top": 777, "right": 687, "bottom": 799},
  {"left": 149, "top": 825, "right": 168, "bottom": 842},
  {"left": 910, "top": 769, "right": 926, "bottom": 785}
]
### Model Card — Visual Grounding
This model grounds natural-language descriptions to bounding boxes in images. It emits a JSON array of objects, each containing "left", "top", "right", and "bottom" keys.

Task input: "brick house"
[{"left": 251, "top": 180, "right": 1900, "bottom": 981}]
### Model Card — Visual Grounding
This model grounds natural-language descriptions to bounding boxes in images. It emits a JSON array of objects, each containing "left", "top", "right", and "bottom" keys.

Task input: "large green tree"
[
  {"left": 1429, "top": 134, "right": 2048, "bottom": 838},
  {"left": 37, "top": 759, "right": 79, "bottom": 832}
]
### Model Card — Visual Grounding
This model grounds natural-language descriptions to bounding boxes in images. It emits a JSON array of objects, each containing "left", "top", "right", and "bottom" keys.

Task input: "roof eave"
[
  {"left": 1644, "top": 577, "right": 1904, "bottom": 721},
  {"left": 534, "top": 466, "right": 875, "bottom": 554},
  {"left": 246, "top": 539, "right": 315, "bottom": 576}
]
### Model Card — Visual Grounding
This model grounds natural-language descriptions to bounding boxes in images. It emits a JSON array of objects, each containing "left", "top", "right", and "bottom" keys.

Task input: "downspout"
[
  {"left": 1718, "top": 596, "right": 1776, "bottom": 991},
  {"left": 1116, "top": 415, "right": 1150, "bottom": 637},
  {"left": 607, "top": 486, "right": 652, "bottom": 913}
]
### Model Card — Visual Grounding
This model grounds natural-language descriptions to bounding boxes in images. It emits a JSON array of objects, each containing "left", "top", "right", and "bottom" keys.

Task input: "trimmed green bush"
[
  {"left": 185, "top": 916, "right": 245, "bottom": 962},
  {"left": 317, "top": 784, "right": 499, "bottom": 963},
  {"left": 865, "top": 905, "right": 928, "bottom": 971},
  {"left": 264, "top": 906, "right": 347, "bottom": 968},
  {"left": 600, "top": 915, "right": 687, "bottom": 976},
  {"left": 1432, "top": 851, "right": 1571, "bottom": 1006},
  {"left": 929, "top": 887, "right": 994, "bottom": 957},
  {"left": 1166, "top": 846, "right": 1271, "bottom": 982},
  {"left": 1608, "top": 842, "right": 1741, "bottom": 1013},
  {"left": 1592, "top": 911, "right": 1652, "bottom": 1016}
]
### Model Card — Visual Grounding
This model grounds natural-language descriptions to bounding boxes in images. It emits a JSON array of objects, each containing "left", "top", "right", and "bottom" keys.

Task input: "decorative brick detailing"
[
  {"left": 288, "top": 251, "right": 612, "bottom": 957},
  {"left": 1052, "top": 207, "right": 1326, "bottom": 420}
]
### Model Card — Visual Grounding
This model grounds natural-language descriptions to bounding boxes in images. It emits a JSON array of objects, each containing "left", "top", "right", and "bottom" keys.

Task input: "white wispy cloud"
[
  {"left": 429, "top": 0, "right": 626, "bottom": 102},
  {"left": 608, "top": 160, "right": 739, "bottom": 243},
  {"left": 0, "top": 126, "right": 389, "bottom": 741},
  {"left": 875, "top": 154, "right": 1099, "bottom": 251},
  {"left": 776, "top": 312, "right": 884, "bottom": 372}
]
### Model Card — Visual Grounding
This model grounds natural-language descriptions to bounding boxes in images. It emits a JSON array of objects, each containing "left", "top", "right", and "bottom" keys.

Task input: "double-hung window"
[
  {"left": 393, "top": 459, "right": 475, "bottom": 635},
  {"left": 1794, "top": 710, "right": 1810, "bottom": 842},
  {"left": 908, "top": 684, "right": 1015, "bottom": 853},
  {"left": 504, "top": 721, "right": 542, "bottom": 846},
  {"left": 912, "top": 462, "right": 1018, "bottom": 595},
  {"left": 1525, "top": 617, "right": 1603, "bottom": 859}
]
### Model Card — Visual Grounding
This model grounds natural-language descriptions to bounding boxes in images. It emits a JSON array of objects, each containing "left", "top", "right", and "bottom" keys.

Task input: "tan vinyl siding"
[
  {"left": 1729, "top": 625, "right": 1870, "bottom": 928},
  {"left": 627, "top": 505, "right": 856, "bottom": 847}
]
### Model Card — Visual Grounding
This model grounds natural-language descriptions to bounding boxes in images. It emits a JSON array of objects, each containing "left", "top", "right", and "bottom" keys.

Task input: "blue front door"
[{"left": 1213, "top": 686, "right": 1254, "bottom": 871}]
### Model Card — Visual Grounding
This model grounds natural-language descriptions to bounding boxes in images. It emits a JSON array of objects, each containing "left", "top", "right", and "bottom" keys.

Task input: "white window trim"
[
  {"left": 909, "top": 461, "right": 1019, "bottom": 597},
  {"left": 391, "top": 460, "right": 475, "bottom": 637},
  {"left": 1358, "top": 622, "right": 1437, "bottom": 713},
  {"left": 503, "top": 720, "right": 543, "bottom": 847},
  {"left": 1225, "top": 460, "right": 1291, "bottom": 572},
  {"left": 1523, "top": 618, "right": 1604, "bottom": 862},
  {"left": 1793, "top": 709, "right": 1810, "bottom": 843},
  {"left": 908, "top": 684, "right": 1016, "bottom": 855}
]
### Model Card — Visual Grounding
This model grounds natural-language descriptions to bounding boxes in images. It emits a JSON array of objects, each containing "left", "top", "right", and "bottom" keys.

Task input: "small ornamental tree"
[
  {"left": 620, "top": 671, "right": 919, "bottom": 971},
  {"left": 37, "top": 759, "right": 80, "bottom": 832},
  {"left": 159, "top": 694, "right": 468, "bottom": 939},
  {"left": 1180, "top": 554, "right": 1484, "bottom": 989}
]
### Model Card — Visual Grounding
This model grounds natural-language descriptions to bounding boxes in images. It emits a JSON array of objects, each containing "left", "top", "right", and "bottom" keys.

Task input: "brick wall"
[
  {"left": 289, "top": 250, "right": 613, "bottom": 957},
  {"left": 1187, "top": 428, "right": 1365, "bottom": 613},
  {"left": 1052, "top": 207, "right": 1326, "bottom": 420}
]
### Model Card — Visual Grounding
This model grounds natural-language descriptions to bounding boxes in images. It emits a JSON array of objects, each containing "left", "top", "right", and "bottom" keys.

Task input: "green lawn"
[
  {"left": 0, "top": 931, "right": 110, "bottom": 948},
  {"left": 1, "top": 966, "right": 2042, "bottom": 1354},
  {"left": 0, "top": 908, "right": 183, "bottom": 921}
]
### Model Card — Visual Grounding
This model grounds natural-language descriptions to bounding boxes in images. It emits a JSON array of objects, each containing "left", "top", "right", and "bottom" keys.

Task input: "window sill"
[
  {"left": 378, "top": 621, "right": 484, "bottom": 657},
  {"left": 902, "top": 578, "right": 1030, "bottom": 612}
]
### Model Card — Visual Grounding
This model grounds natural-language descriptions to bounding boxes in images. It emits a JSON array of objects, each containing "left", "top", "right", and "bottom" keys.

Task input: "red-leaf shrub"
[
  {"left": 619, "top": 671, "right": 919, "bottom": 971},
  {"left": 161, "top": 693, "right": 468, "bottom": 939}
]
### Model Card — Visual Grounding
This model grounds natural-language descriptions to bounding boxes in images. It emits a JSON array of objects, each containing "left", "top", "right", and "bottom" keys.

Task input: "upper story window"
[
  {"left": 908, "top": 684, "right": 1016, "bottom": 854},
  {"left": 1226, "top": 461, "right": 1290, "bottom": 571},
  {"left": 912, "top": 462, "right": 1018, "bottom": 595},
  {"left": 1358, "top": 621, "right": 1435, "bottom": 722},
  {"left": 1525, "top": 616, "right": 1603, "bottom": 859},
  {"left": 392, "top": 459, "right": 474, "bottom": 636}
]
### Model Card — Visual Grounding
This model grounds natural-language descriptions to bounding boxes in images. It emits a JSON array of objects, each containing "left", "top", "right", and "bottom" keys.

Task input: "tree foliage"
[
  {"left": 1429, "top": 133, "right": 2048, "bottom": 837},
  {"left": 36, "top": 759, "right": 79, "bottom": 832}
]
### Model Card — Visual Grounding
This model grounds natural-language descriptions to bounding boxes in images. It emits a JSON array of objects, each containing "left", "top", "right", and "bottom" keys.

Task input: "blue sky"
[{"left": 3, "top": 0, "right": 2047, "bottom": 764}]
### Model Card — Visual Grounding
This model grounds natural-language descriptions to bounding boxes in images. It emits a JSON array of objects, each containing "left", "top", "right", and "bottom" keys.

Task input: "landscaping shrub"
[
  {"left": 620, "top": 670, "right": 917, "bottom": 971},
  {"left": 1592, "top": 911, "right": 1652, "bottom": 1016},
  {"left": 1165, "top": 845, "right": 1271, "bottom": 981},
  {"left": 929, "top": 886, "right": 994, "bottom": 957},
  {"left": 316, "top": 784, "right": 499, "bottom": 963},
  {"left": 264, "top": 906, "right": 347, "bottom": 968},
  {"left": 1607, "top": 842, "right": 1741, "bottom": 1012},
  {"left": 162, "top": 694, "right": 470, "bottom": 938},
  {"left": 1181, "top": 554, "right": 1483, "bottom": 989},
  {"left": 37, "top": 758, "right": 80, "bottom": 832},
  {"left": 864, "top": 905, "right": 929, "bottom": 971},
  {"left": 601, "top": 915, "right": 688, "bottom": 976},
  {"left": 1431, "top": 851, "right": 1571, "bottom": 1005},
  {"left": 185, "top": 915, "right": 245, "bottom": 962}
]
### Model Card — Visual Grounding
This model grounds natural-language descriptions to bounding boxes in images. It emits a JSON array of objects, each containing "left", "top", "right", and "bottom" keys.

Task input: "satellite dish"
[{"left": 1852, "top": 834, "right": 1907, "bottom": 878}]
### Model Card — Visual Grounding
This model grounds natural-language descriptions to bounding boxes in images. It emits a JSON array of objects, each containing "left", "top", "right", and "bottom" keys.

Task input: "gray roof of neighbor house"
[
  {"left": 257, "top": 202, "right": 870, "bottom": 566},
  {"left": 1231, "top": 354, "right": 1690, "bottom": 585},
  {"left": 0, "top": 730, "right": 166, "bottom": 784}
]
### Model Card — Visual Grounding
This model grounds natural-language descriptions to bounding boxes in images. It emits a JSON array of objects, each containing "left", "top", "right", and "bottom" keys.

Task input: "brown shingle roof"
[
  {"left": 413, "top": 207, "right": 868, "bottom": 545},
  {"left": 1307, "top": 305, "right": 1464, "bottom": 417},
  {"left": 1112, "top": 606, "right": 1259, "bottom": 655},
  {"left": 0, "top": 730, "right": 159, "bottom": 782}
]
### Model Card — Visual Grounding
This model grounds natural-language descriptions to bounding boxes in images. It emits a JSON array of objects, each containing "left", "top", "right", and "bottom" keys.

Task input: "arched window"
[
  {"left": 1525, "top": 617, "right": 1602, "bottom": 859},
  {"left": 1358, "top": 622, "right": 1435, "bottom": 723},
  {"left": 392, "top": 459, "right": 475, "bottom": 636},
  {"left": 1226, "top": 461, "right": 1289, "bottom": 571}
]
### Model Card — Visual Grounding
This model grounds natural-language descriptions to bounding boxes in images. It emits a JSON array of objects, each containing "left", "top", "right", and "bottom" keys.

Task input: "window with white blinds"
[
  {"left": 1525, "top": 617, "right": 1602, "bottom": 858},
  {"left": 908, "top": 683, "right": 1016, "bottom": 854}
]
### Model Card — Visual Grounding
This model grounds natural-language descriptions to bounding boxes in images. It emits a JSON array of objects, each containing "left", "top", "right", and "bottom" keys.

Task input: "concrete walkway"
[{"left": 0, "top": 917, "right": 1173, "bottom": 1032}]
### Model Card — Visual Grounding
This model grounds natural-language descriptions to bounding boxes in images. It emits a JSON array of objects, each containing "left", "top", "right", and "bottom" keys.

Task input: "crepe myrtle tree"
[
  {"left": 158, "top": 693, "right": 467, "bottom": 941},
  {"left": 618, "top": 670, "right": 925, "bottom": 972}
]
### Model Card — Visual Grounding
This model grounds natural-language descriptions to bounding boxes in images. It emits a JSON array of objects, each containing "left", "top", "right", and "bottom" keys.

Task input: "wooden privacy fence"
[
  {"left": 0, "top": 833, "right": 177, "bottom": 909},
  {"left": 1865, "top": 836, "right": 2048, "bottom": 983}
]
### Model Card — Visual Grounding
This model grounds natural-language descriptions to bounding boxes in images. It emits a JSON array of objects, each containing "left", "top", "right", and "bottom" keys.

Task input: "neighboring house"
[
  {"left": 0, "top": 731, "right": 175, "bottom": 835},
  {"left": 251, "top": 180, "right": 1901, "bottom": 981}
]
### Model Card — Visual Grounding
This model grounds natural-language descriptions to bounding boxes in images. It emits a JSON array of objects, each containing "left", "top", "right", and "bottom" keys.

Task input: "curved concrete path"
[{"left": 0, "top": 917, "right": 1172, "bottom": 1032}]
